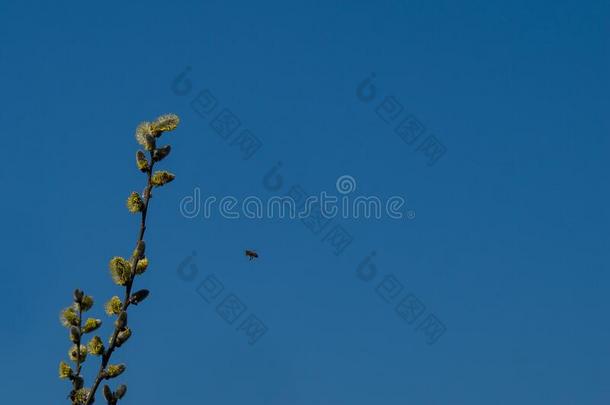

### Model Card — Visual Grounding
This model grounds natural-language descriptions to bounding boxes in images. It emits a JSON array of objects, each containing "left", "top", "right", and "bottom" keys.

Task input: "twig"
[
  {"left": 84, "top": 153, "right": 156, "bottom": 405},
  {"left": 71, "top": 301, "right": 83, "bottom": 405}
]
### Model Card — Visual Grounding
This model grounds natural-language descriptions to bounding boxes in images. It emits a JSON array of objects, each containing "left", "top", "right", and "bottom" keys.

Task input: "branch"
[
  {"left": 84, "top": 154, "right": 156, "bottom": 405},
  {"left": 75, "top": 302, "right": 83, "bottom": 374}
]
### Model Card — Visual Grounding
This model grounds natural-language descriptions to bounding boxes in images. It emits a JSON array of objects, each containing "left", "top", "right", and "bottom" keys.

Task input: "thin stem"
[
  {"left": 75, "top": 302, "right": 83, "bottom": 376},
  {"left": 84, "top": 155, "right": 156, "bottom": 405},
  {"left": 71, "top": 301, "right": 83, "bottom": 404}
]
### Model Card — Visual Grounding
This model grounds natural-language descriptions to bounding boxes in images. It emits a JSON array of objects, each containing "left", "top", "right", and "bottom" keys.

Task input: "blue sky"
[{"left": 0, "top": 0, "right": 608, "bottom": 404}]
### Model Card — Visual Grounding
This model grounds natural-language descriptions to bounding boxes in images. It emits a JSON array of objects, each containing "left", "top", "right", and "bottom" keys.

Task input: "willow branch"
[
  {"left": 71, "top": 302, "right": 83, "bottom": 404},
  {"left": 84, "top": 155, "right": 156, "bottom": 405}
]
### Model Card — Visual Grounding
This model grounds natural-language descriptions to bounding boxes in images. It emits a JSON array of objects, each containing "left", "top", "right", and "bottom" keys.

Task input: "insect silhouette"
[{"left": 245, "top": 250, "right": 259, "bottom": 261}]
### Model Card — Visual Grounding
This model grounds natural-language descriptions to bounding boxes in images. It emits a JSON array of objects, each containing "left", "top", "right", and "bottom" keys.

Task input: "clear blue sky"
[{"left": 0, "top": 0, "right": 608, "bottom": 404}]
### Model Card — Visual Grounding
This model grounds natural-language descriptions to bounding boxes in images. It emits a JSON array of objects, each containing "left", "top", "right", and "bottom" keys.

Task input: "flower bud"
[
  {"left": 151, "top": 113, "right": 179, "bottom": 135},
  {"left": 115, "top": 327, "right": 132, "bottom": 347},
  {"left": 70, "top": 326, "right": 80, "bottom": 343},
  {"left": 73, "top": 387, "right": 90, "bottom": 404},
  {"left": 87, "top": 336, "right": 104, "bottom": 356},
  {"left": 73, "top": 376, "right": 84, "bottom": 389},
  {"left": 82, "top": 318, "right": 102, "bottom": 333},
  {"left": 135, "top": 122, "right": 156, "bottom": 151},
  {"left": 132, "top": 240, "right": 145, "bottom": 260},
  {"left": 80, "top": 295, "right": 94, "bottom": 312},
  {"left": 60, "top": 307, "right": 79, "bottom": 328},
  {"left": 129, "top": 289, "right": 149, "bottom": 305},
  {"left": 136, "top": 150, "right": 149, "bottom": 172},
  {"left": 135, "top": 257, "right": 148, "bottom": 275},
  {"left": 115, "top": 311, "right": 127, "bottom": 329},
  {"left": 105, "top": 296, "right": 123, "bottom": 316},
  {"left": 109, "top": 257, "right": 131, "bottom": 286},
  {"left": 103, "top": 384, "right": 114, "bottom": 402},
  {"left": 115, "top": 384, "right": 127, "bottom": 399},
  {"left": 126, "top": 192, "right": 144, "bottom": 213},
  {"left": 152, "top": 145, "right": 171, "bottom": 162},
  {"left": 73, "top": 289, "right": 84, "bottom": 303},
  {"left": 68, "top": 344, "right": 87, "bottom": 363},
  {"left": 151, "top": 171, "right": 175, "bottom": 187},
  {"left": 59, "top": 361, "right": 73, "bottom": 379},
  {"left": 104, "top": 364, "right": 126, "bottom": 379}
]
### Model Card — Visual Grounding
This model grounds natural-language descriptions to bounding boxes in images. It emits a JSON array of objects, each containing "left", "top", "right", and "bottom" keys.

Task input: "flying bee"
[{"left": 245, "top": 250, "right": 259, "bottom": 261}]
